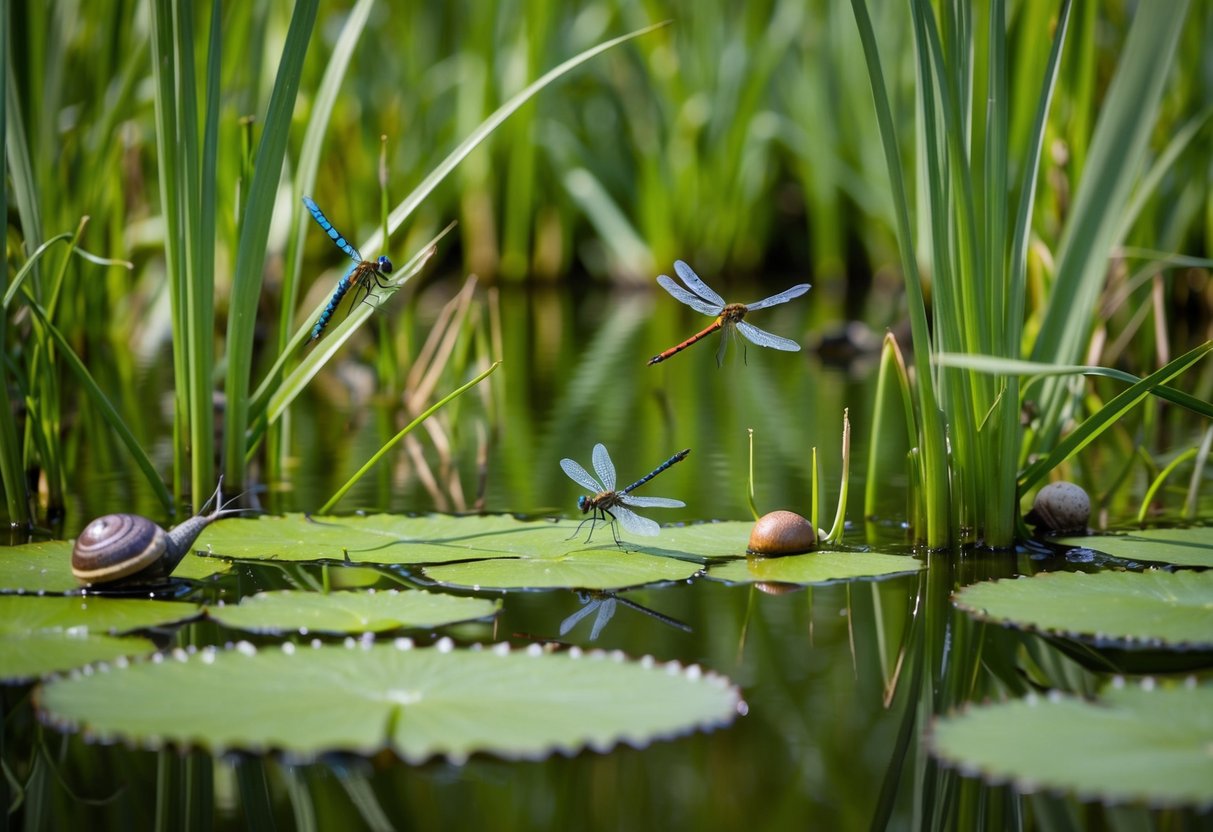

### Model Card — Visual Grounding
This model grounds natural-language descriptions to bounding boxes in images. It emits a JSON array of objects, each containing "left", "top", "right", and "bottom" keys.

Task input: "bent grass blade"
[{"left": 317, "top": 361, "right": 502, "bottom": 513}]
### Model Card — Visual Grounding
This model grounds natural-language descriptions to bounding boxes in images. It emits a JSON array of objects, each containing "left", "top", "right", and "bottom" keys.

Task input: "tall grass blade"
[
  {"left": 356, "top": 22, "right": 670, "bottom": 259},
  {"left": 0, "top": 0, "right": 27, "bottom": 525},
  {"left": 1029, "top": 3, "right": 1191, "bottom": 444},
  {"left": 850, "top": 0, "right": 950, "bottom": 546},
  {"left": 223, "top": 0, "right": 319, "bottom": 487}
]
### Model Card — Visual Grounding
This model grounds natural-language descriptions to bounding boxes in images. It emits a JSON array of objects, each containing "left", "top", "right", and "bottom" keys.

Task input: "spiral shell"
[
  {"left": 71, "top": 514, "right": 169, "bottom": 585},
  {"left": 747, "top": 510, "right": 816, "bottom": 556}
]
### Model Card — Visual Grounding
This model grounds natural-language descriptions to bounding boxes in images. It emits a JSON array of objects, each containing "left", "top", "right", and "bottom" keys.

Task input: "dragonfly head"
[
  {"left": 377, "top": 255, "right": 394, "bottom": 274},
  {"left": 577, "top": 495, "right": 590, "bottom": 513}
]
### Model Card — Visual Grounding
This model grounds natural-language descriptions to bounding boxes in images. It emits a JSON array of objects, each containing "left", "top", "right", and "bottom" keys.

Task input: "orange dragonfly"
[{"left": 648, "top": 260, "right": 811, "bottom": 366}]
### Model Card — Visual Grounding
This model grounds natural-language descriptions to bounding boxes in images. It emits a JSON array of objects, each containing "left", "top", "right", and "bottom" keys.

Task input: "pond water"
[{"left": 2, "top": 280, "right": 1205, "bottom": 828}]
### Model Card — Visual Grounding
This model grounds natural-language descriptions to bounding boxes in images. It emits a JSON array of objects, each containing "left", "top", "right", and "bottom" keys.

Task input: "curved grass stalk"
[
  {"left": 1136, "top": 447, "right": 1197, "bottom": 526},
  {"left": 1019, "top": 341, "right": 1213, "bottom": 493},
  {"left": 865, "top": 334, "right": 915, "bottom": 523},
  {"left": 16, "top": 290, "right": 172, "bottom": 512},
  {"left": 823, "top": 409, "right": 851, "bottom": 544},
  {"left": 317, "top": 361, "right": 501, "bottom": 514}
]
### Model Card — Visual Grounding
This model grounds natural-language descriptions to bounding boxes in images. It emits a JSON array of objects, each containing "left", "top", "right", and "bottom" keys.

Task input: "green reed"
[{"left": 852, "top": 0, "right": 1207, "bottom": 547}]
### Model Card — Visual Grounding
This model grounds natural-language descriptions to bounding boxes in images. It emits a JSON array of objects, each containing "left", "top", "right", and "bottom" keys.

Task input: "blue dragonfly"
[
  {"left": 560, "top": 443, "right": 689, "bottom": 544},
  {"left": 302, "top": 196, "right": 395, "bottom": 343}
]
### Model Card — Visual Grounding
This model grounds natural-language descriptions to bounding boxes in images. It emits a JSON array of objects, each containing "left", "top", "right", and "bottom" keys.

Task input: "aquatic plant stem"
[
  {"left": 851, "top": 0, "right": 950, "bottom": 547},
  {"left": 318, "top": 362, "right": 501, "bottom": 514},
  {"left": 223, "top": 0, "right": 319, "bottom": 489}
]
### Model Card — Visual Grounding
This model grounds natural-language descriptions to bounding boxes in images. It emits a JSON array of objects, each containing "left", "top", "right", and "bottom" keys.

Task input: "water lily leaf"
[
  {"left": 0, "top": 540, "right": 231, "bottom": 594},
  {"left": 1057, "top": 527, "right": 1213, "bottom": 567},
  {"left": 931, "top": 680, "right": 1213, "bottom": 807},
  {"left": 206, "top": 589, "right": 499, "bottom": 635},
  {"left": 196, "top": 515, "right": 749, "bottom": 566},
  {"left": 423, "top": 550, "right": 700, "bottom": 591},
  {"left": 0, "top": 595, "right": 199, "bottom": 683},
  {"left": 707, "top": 551, "right": 923, "bottom": 585},
  {"left": 952, "top": 570, "right": 1213, "bottom": 648},
  {"left": 37, "top": 640, "right": 745, "bottom": 762}
]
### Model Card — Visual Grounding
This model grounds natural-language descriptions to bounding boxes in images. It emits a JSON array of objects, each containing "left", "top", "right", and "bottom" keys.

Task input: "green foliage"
[{"left": 37, "top": 640, "right": 744, "bottom": 762}]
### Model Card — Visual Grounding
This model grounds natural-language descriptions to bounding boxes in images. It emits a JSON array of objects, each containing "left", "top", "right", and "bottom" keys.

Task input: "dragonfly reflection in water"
[
  {"left": 302, "top": 196, "right": 395, "bottom": 343},
  {"left": 559, "top": 443, "right": 690, "bottom": 545},
  {"left": 648, "top": 260, "right": 811, "bottom": 366},
  {"left": 559, "top": 590, "right": 693, "bottom": 641}
]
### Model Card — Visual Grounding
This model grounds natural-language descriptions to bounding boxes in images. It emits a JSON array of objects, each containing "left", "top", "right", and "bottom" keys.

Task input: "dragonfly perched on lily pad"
[
  {"left": 560, "top": 444, "right": 690, "bottom": 544},
  {"left": 302, "top": 196, "right": 395, "bottom": 343},
  {"left": 649, "top": 260, "right": 811, "bottom": 366}
]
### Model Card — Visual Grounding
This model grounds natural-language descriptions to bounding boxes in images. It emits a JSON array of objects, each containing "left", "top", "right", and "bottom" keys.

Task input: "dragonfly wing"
[
  {"left": 559, "top": 599, "right": 601, "bottom": 636},
  {"left": 589, "top": 596, "right": 617, "bottom": 641},
  {"left": 620, "top": 495, "right": 685, "bottom": 508},
  {"left": 560, "top": 458, "right": 603, "bottom": 493},
  {"left": 613, "top": 505, "right": 661, "bottom": 536},
  {"left": 742, "top": 283, "right": 812, "bottom": 311},
  {"left": 592, "top": 443, "right": 617, "bottom": 491},
  {"left": 656, "top": 275, "right": 721, "bottom": 317},
  {"left": 674, "top": 260, "right": 727, "bottom": 308},
  {"left": 737, "top": 320, "right": 801, "bottom": 351}
]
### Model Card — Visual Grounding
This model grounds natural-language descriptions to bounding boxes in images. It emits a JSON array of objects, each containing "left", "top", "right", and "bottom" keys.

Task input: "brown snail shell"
[
  {"left": 747, "top": 510, "right": 816, "bottom": 556},
  {"left": 1027, "top": 481, "right": 1090, "bottom": 535},
  {"left": 71, "top": 480, "right": 244, "bottom": 587}
]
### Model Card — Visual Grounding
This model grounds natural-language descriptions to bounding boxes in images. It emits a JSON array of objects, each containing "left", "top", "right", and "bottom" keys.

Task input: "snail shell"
[
  {"left": 1027, "top": 481, "right": 1090, "bottom": 535},
  {"left": 71, "top": 481, "right": 243, "bottom": 587},
  {"left": 747, "top": 510, "right": 816, "bottom": 556}
]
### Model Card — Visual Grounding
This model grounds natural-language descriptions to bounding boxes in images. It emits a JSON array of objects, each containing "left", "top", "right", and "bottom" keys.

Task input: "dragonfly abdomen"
[
  {"left": 309, "top": 273, "right": 354, "bottom": 343},
  {"left": 620, "top": 448, "right": 691, "bottom": 493},
  {"left": 647, "top": 320, "right": 724, "bottom": 365}
]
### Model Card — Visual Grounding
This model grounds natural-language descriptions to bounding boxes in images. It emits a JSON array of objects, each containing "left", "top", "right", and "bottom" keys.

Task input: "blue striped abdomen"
[{"left": 309, "top": 273, "right": 354, "bottom": 342}]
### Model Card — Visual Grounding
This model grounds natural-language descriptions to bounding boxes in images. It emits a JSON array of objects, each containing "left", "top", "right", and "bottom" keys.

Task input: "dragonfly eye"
[
  {"left": 377, "top": 255, "right": 394, "bottom": 274},
  {"left": 577, "top": 496, "right": 589, "bottom": 513}
]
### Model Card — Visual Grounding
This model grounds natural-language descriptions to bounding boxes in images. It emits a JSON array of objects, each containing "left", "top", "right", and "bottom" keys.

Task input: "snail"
[
  {"left": 747, "top": 510, "right": 816, "bottom": 556},
  {"left": 1026, "top": 481, "right": 1090, "bottom": 535},
  {"left": 71, "top": 480, "right": 245, "bottom": 587}
]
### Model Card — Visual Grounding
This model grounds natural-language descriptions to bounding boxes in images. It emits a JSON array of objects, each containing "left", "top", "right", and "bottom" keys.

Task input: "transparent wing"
[
  {"left": 591, "top": 443, "right": 617, "bottom": 491},
  {"left": 656, "top": 275, "right": 722, "bottom": 317},
  {"left": 736, "top": 320, "right": 801, "bottom": 351},
  {"left": 560, "top": 458, "right": 603, "bottom": 492},
  {"left": 612, "top": 505, "right": 661, "bottom": 536},
  {"left": 619, "top": 495, "right": 685, "bottom": 508},
  {"left": 673, "top": 260, "right": 727, "bottom": 308},
  {"left": 743, "top": 283, "right": 811, "bottom": 312},
  {"left": 589, "top": 596, "right": 617, "bottom": 641},
  {"left": 559, "top": 599, "right": 601, "bottom": 636}
]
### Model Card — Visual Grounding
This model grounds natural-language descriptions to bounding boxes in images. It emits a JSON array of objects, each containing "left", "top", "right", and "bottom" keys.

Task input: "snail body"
[{"left": 71, "top": 481, "right": 243, "bottom": 587}]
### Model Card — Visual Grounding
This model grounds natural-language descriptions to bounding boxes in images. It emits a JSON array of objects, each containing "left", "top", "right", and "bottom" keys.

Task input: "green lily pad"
[
  {"left": 1058, "top": 527, "right": 1213, "bottom": 567},
  {"left": 424, "top": 549, "right": 701, "bottom": 591},
  {"left": 952, "top": 570, "right": 1213, "bottom": 648},
  {"left": 197, "top": 515, "right": 751, "bottom": 566},
  {"left": 931, "top": 680, "right": 1213, "bottom": 807},
  {"left": 1, "top": 595, "right": 200, "bottom": 683},
  {"left": 0, "top": 540, "right": 231, "bottom": 594},
  {"left": 707, "top": 550, "right": 923, "bottom": 585},
  {"left": 206, "top": 589, "right": 500, "bottom": 635},
  {"left": 196, "top": 516, "right": 752, "bottom": 591},
  {"left": 37, "top": 640, "right": 745, "bottom": 762}
]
